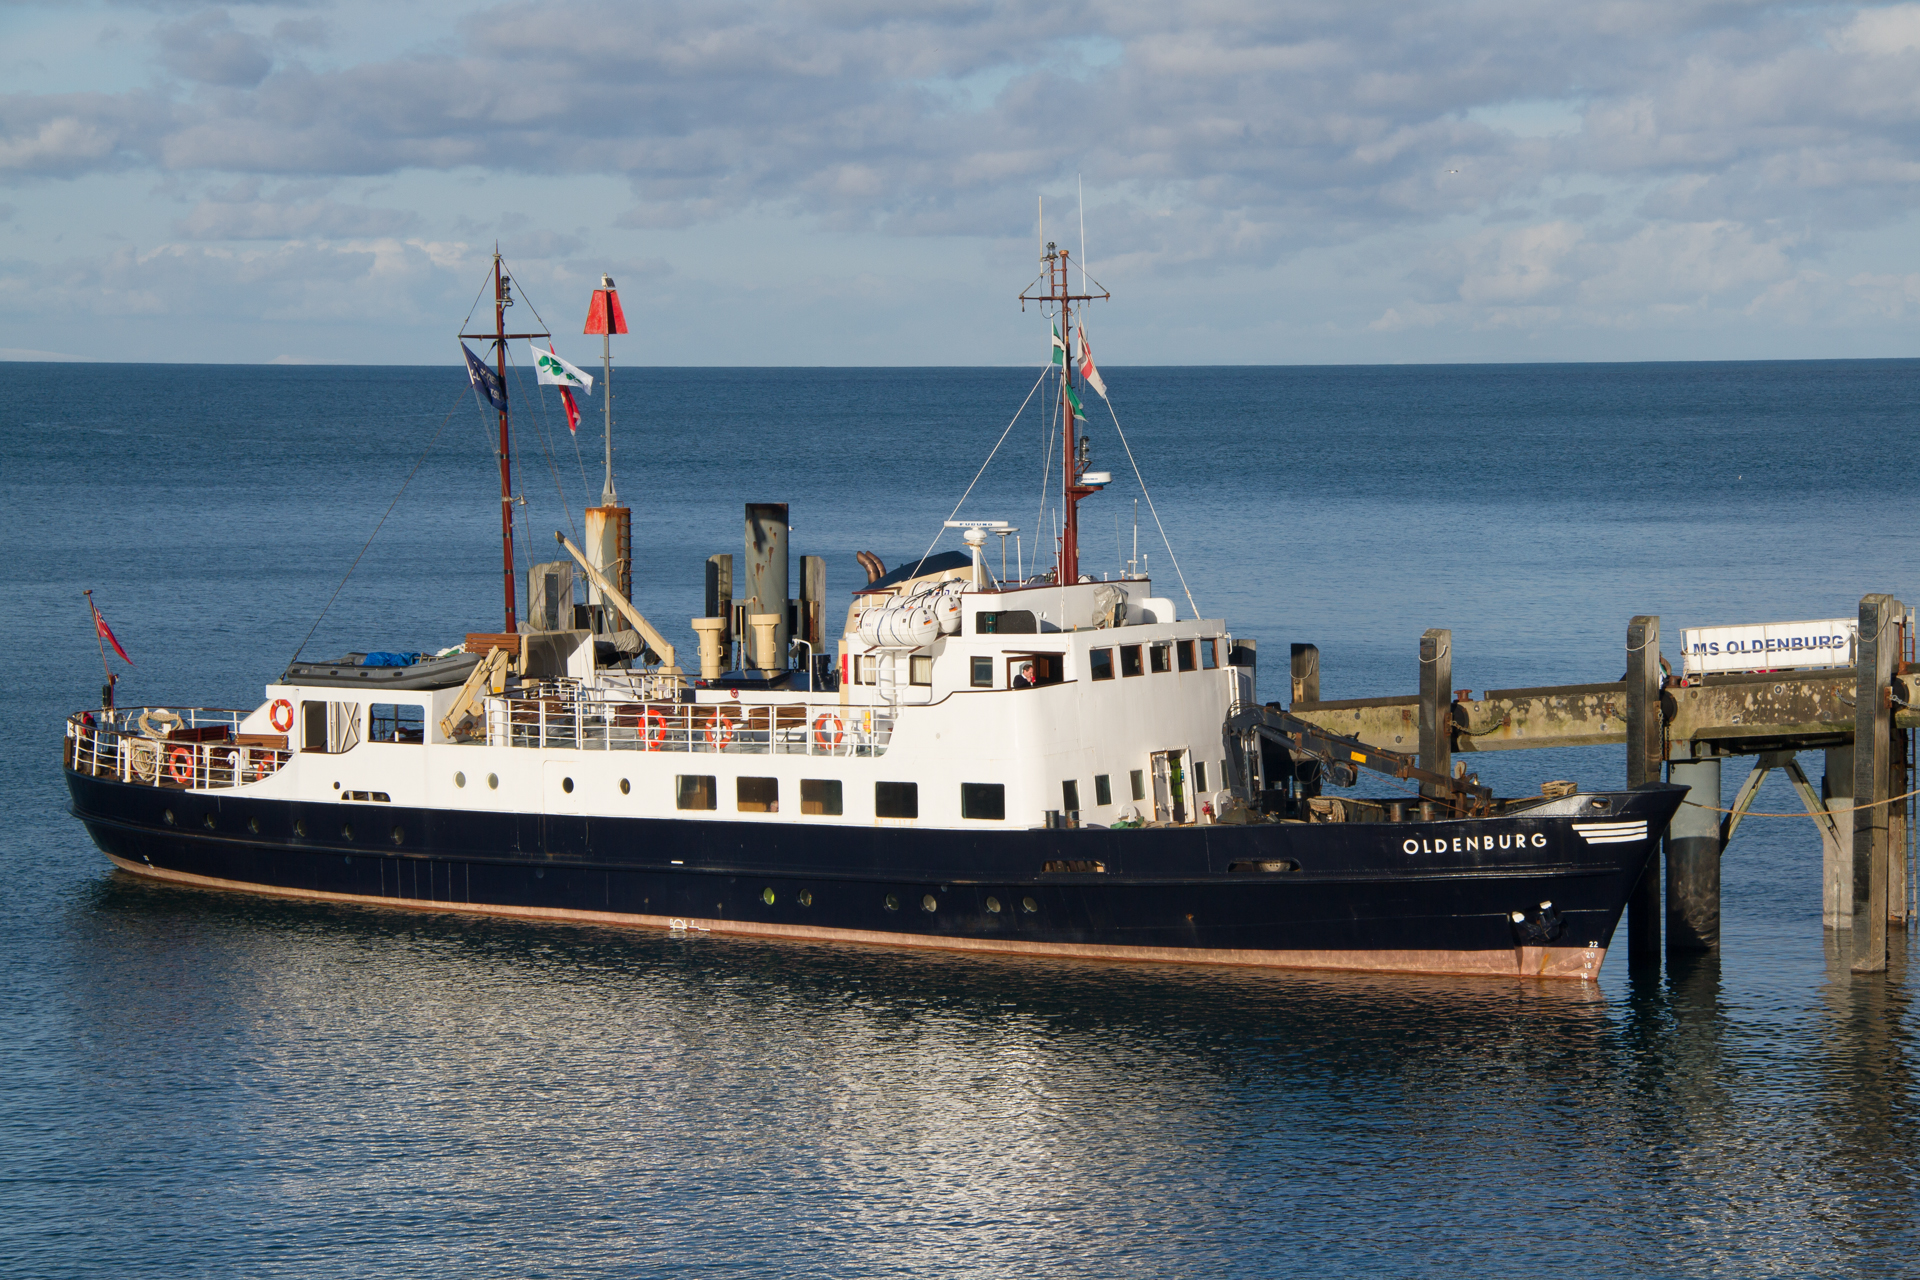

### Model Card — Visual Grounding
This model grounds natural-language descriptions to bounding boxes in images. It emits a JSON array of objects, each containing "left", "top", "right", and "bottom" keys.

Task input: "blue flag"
[{"left": 462, "top": 342, "right": 508, "bottom": 412}]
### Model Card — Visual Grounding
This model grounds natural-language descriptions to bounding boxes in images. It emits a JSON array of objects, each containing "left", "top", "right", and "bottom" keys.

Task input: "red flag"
[
  {"left": 550, "top": 344, "right": 581, "bottom": 433},
  {"left": 92, "top": 600, "right": 132, "bottom": 665}
]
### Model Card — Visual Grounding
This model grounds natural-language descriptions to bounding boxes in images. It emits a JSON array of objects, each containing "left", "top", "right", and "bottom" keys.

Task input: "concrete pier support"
[
  {"left": 1822, "top": 745, "right": 1854, "bottom": 930},
  {"left": 1418, "top": 630, "right": 1451, "bottom": 806},
  {"left": 1852, "top": 594, "right": 1901, "bottom": 973},
  {"left": 1666, "top": 746, "right": 1722, "bottom": 954},
  {"left": 1626, "top": 615, "right": 1664, "bottom": 965}
]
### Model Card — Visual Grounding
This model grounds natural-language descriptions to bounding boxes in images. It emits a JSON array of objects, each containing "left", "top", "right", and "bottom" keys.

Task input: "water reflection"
[{"left": 17, "top": 872, "right": 1915, "bottom": 1276}]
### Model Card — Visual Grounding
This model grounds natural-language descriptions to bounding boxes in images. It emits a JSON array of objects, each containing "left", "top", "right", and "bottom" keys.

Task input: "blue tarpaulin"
[{"left": 362, "top": 652, "right": 422, "bottom": 668}]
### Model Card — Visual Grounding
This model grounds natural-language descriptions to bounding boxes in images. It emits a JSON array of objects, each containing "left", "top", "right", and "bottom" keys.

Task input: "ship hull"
[{"left": 66, "top": 769, "right": 1685, "bottom": 981}]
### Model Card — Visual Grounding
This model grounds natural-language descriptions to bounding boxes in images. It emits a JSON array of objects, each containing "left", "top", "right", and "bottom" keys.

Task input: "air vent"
[{"left": 1229, "top": 859, "right": 1300, "bottom": 873}]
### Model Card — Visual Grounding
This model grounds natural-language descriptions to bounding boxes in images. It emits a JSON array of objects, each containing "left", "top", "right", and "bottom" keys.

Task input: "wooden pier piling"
[
  {"left": 1626, "top": 616, "right": 1664, "bottom": 965},
  {"left": 1666, "top": 746, "right": 1722, "bottom": 953},
  {"left": 1851, "top": 594, "right": 1902, "bottom": 973},
  {"left": 1418, "top": 629, "right": 1451, "bottom": 810}
]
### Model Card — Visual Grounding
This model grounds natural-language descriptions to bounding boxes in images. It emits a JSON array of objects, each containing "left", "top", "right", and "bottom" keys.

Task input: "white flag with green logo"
[{"left": 529, "top": 342, "right": 594, "bottom": 394}]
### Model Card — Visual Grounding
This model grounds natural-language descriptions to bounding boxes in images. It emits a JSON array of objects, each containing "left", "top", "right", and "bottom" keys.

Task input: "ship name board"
[{"left": 1681, "top": 618, "right": 1857, "bottom": 676}]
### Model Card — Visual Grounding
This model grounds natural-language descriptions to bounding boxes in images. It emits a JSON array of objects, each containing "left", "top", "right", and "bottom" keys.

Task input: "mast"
[
  {"left": 459, "top": 249, "right": 551, "bottom": 633},
  {"left": 600, "top": 274, "right": 616, "bottom": 505},
  {"left": 493, "top": 253, "right": 515, "bottom": 632},
  {"left": 1020, "top": 242, "right": 1107, "bottom": 584}
]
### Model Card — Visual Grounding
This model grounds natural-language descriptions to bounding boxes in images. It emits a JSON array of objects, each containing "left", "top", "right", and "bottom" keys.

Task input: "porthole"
[
  {"left": 248, "top": 816, "right": 261, "bottom": 835},
  {"left": 535, "top": 868, "right": 545, "bottom": 879},
  {"left": 761, "top": 887, "right": 776, "bottom": 905},
  {"left": 454, "top": 771, "right": 466, "bottom": 788},
  {"left": 390, "top": 826, "right": 405, "bottom": 846},
  {"left": 986, "top": 896, "right": 1002, "bottom": 914},
  {"left": 162, "top": 809, "right": 175, "bottom": 826},
  {"left": 343, "top": 855, "right": 352, "bottom": 864},
  {"left": 884, "top": 893, "right": 900, "bottom": 911},
  {"left": 562, "top": 776, "right": 574, "bottom": 794},
  {"left": 1021, "top": 896, "right": 1038, "bottom": 913},
  {"left": 799, "top": 891, "right": 813, "bottom": 907},
  {"left": 921, "top": 894, "right": 937, "bottom": 913},
  {"left": 203, "top": 813, "right": 216, "bottom": 830},
  {"left": 487, "top": 773, "right": 499, "bottom": 790},
  {"left": 293, "top": 818, "right": 306, "bottom": 837},
  {"left": 620, "top": 778, "right": 631, "bottom": 795},
  {"left": 341, "top": 823, "right": 354, "bottom": 841}
]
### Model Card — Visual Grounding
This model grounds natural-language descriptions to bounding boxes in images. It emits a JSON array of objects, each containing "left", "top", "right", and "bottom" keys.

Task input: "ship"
[{"left": 62, "top": 247, "right": 1685, "bottom": 982}]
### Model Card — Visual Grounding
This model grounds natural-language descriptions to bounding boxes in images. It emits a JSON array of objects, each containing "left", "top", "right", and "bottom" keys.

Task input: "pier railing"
[
  {"left": 486, "top": 685, "right": 895, "bottom": 757},
  {"left": 64, "top": 708, "right": 289, "bottom": 790}
]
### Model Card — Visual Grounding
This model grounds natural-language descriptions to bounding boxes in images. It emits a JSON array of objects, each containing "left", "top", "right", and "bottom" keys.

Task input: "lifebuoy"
[
  {"left": 642, "top": 707, "right": 669, "bottom": 751},
  {"left": 705, "top": 710, "right": 735, "bottom": 749},
  {"left": 248, "top": 748, "right": 278, "bottom": 781},
  {"left": 166, "top": 745, "right": 194, "bottom": 786},
  {"left": 812, "top": 712, "right": 844, "bottom": 750},
  {"left": 269, "top": 699, "right": 294, "bottom": 732}
]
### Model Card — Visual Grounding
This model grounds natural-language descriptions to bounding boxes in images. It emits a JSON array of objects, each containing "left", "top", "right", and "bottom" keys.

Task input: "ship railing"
[
  {"left": 484, "top": 687, "right": 894, "bottom": 757},
  {"left": 63, "top": 707, "right": 291, "bottom": 790}
]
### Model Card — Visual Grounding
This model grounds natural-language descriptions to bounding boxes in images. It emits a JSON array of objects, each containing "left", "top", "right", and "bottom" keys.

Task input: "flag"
[
  {"left": 1077, "top": 326, "right": 1107, "bottom": 400},
  {"left": 530, "top": 341, "right": 594, "bottom": 395},
  {"left": 462, "top": 342, "right": 508, "bottom": 412},
  {"left": 1051, "top": 322, "right": 1067, "bottom": 368},
  {"left": 1064, "top": 379, "right": 1084, "bottom": 417},
  {"left": 92, "top": 599, "right": 132, "bottom": 665}
]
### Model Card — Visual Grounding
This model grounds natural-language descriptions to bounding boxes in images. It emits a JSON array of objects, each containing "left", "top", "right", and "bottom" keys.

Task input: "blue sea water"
[{"left": 1, "top": 359, "right": 1916, "bottom": 1277}]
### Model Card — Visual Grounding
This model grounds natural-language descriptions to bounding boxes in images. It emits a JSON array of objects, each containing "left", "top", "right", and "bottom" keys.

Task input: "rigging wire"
[
  {"left": 907, "top": 366, "right": 1050, "bottom": 580},
  {"left": 506, "top": 350, "right": 580, "bottom": 547},
  {"left": 1098, "top": 394, "right": 1201, "bottom": 619},
  {"left": 1033, "top": 369, "right": 1058, "bottom": 578},
  {"left": 287, "top": 385, "right": 466, "bottom": 665},
  {"left": 499, "top": 264, "right": 596, "bottom": 510}
]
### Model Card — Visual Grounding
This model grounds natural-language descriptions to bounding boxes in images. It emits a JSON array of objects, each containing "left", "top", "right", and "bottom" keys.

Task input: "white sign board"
[{"left": 1682, "top": 618, "right": 1857, "bottom": 677}]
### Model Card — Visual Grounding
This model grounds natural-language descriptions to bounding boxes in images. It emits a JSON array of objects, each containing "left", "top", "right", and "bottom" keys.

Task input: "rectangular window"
[
  {"left": 801, "top": 779, "right": 842, "bottom": 816},
  {"left": 976, "top": 610, "right": 1037, "bottom": 635},
  {"left": 1062, "top": 779, "right": 1080, "bottom": 813},
  {"left": 1194, "top": 760, "right": 1209, "bottom": 792},
  {"left": 1089, "top": 648, "right": 1114, "bottom": 680},
  {"left": 1220, "top": 760, "right": 1230, "bottom": 793},
  {"left": 961, "top": 782, "right": 1005, "bottom": 820},
  {"left": 737, "top": 776, "right": 778, "bottom": 813},
  {"left": 1202, "top": 639, "right": 1220, "bottom": 670},
  {"left": 1009, "top": 655, "right": 1064, "bottom": 687},
  {"left": 1177, "top": 640, "right": 1197, "bottom": 672},
  {"left": 369, "top": 703, "right": 425, "bottom": 744},
  {"left": 1094, "top": 774, "right": 1112, "bottom": 806},
  {"left": 302, "top": 700, "right": 328, "bottom": 753},
  {"left": 1149, "top": 643, "right": 1172, "bottom": 673},
  {"left": 1119, "top": 645, "right": 1143, "bottom": 677},
  {"left": 1129, "top": 769, "right": 1145, "bottom": 802},
  {"left": 909, "top": 654, "right": 933, "bottom": 686},
  {"left": 876, "top": 781, "right": 919, "bottom": 818},
  {"left": 675, "top": 775, "right": 717, "bottom": 811},
  {"left": 970, "top": 656, "right": 994, "bottom": 688},
  {"left": 857, "top": 655, "right": 877, "bottom": 684},
  {"left": 1229, "top": 640, "right": 1256, "bottom": 668}
]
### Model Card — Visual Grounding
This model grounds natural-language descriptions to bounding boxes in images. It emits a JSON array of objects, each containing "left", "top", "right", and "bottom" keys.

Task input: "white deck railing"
[
  {"left": 65, "top": 707, "right": 289, "bottom": 790},
  {"left": 486, "top": 685, "right": 895, "bottom": 757}
]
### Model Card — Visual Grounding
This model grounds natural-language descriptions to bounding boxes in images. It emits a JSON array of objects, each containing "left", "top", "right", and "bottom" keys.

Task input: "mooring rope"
[{"left": 1680, "top": 785, "right": 1920, "bottom": 819}]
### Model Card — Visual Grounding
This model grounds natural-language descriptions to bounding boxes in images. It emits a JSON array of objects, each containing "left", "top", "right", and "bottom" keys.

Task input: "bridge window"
[
  {"left": 369, "top": 703, "right": 425, "bottom": 744},
  {"left": 1150, "top": 643, "right": 1172, "bottom": 673},
  {"left": 801, "top": 779, "right": 842, "bottom": 815},
  {"left": 1177, "top": 640, "right": 1197, "bottom": 672},
  {"left": 676, "top": 775, "right": 716, "bottom": 811},
  {"left": 976, "top": 610, "right": 1037, "bottom": 634},
  {"left": 1203, "top": 639, "right": 1220, "bottom": 670},
  {"left": 1089, "top": 648, "right": 1114, "bottom": 680},
  {"left": 961, "top": 783, "right": 1005, "bottom": 820},
  {"left": 737, "top": 776, "right": 778, "bottom": 813},
  {"left": 876, "top": 781, "right": 918, "bottom": 819},
  {"left": 1119, "top": 645, "right": 1143, "bottom": 677}
]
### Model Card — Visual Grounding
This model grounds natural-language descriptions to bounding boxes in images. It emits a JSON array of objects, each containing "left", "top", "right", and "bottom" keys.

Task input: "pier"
[{"left": 1284, "top": 594, "right": 1919, "bottom": 976}]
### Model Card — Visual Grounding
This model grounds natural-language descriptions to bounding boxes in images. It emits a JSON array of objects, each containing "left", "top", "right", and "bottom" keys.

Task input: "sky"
[{"left": 5, "top": 0, "right": 1920, "bottom": 366}]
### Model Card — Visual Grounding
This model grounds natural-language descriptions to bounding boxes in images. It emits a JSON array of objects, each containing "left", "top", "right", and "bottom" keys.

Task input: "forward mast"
[{"left": 1020, "top": 243, "right": 1109, "bottom": 585}]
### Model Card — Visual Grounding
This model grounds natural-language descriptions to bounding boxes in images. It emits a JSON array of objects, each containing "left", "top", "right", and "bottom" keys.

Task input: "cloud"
[
  {"left": 157, "top": 9, "right": 273, "bottom": 89},
  {"left": 174, "top": 191, "right": 419, "bottom": 239}
]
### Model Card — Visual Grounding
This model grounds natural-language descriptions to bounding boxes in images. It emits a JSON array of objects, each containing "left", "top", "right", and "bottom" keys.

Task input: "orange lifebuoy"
[
  {"left": 269, "top": 699, "right": 294, "bottom": 732},
  {"left": 248, "top": 748, "right": 278, "bottom": 781},
  {"left": 642, "top": 707, "right": 669, "bottom": 751},
  {"left": 705, "top": 710, "right": 735, "bottom": 749},
  {"left": 812, "top": 712, "right": 844, "bottom": 749},
  {"left": 166, "top": 745, "right": 194, "bottom": 786}
]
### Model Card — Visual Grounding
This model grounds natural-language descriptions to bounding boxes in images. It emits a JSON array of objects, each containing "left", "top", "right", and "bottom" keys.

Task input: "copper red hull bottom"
[{"left": 106, "top": 854, "right": 1607, "bottom": 981}]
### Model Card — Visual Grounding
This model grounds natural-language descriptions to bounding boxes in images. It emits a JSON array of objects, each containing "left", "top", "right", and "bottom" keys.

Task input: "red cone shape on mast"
[{"left": 584, "top": 288, "right": 627, "bottom": 335}]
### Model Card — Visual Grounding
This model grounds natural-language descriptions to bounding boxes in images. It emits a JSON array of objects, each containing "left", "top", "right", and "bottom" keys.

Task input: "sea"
[{"left": 2, "top": 359, "right": 1916, "bottom": 1277}]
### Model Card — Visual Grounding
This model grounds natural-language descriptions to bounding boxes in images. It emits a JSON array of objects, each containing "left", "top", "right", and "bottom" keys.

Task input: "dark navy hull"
[{"left": 65, "top": 769, "right": 1687, "bottom": 979}]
